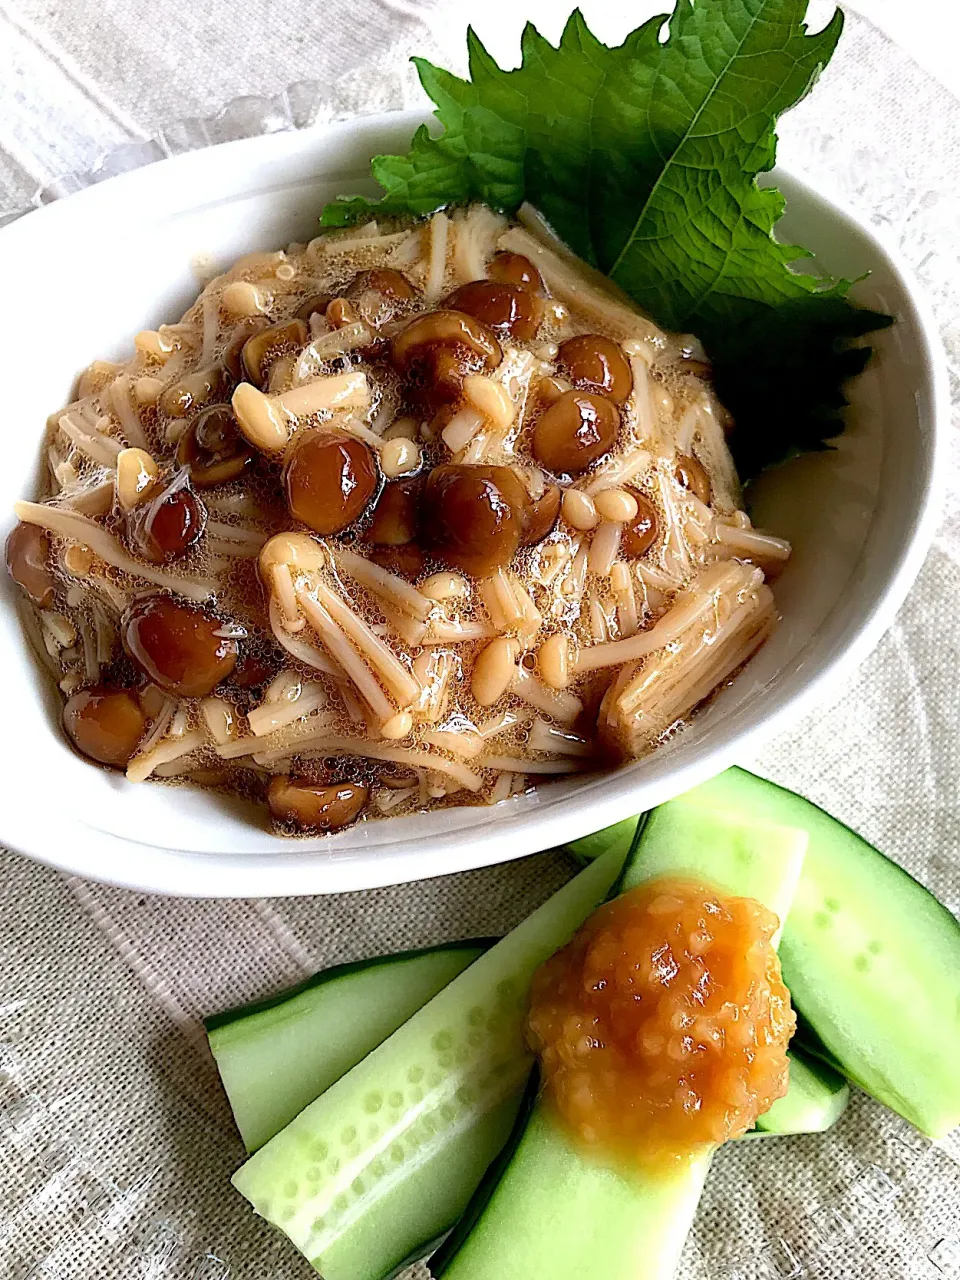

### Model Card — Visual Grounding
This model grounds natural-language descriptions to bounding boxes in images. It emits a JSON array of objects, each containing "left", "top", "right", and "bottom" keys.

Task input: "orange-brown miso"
[{"left": 527, "top": 877, "right": 795, "bottom": 1168}]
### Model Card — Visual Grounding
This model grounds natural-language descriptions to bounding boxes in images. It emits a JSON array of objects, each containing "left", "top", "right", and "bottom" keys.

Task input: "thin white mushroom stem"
[
  {"left": 637, "top": 560, "right": 682, "bottom": 592},
  {"left": 627, "top": 357, "right": 656, "bottom": 445},
  {"left": 13, "top": 501, "right": 215, "bottom": 601},
  {"left": 502, "top": 218, "right": 663, "bottom": 345},
  {"left": 58, "top": 413, "right": 122, "bottom": 469},
  {"left": 296, "top": 591, "right": 396, "bottom": 722},
  {"left": 18, "top": 601, "right": 60, "bottom": 677},
  {"left": 453, "top": 204, "right": 507, "bottom": 283},
  {"left": 337, "top": 415, "right": 387, "bottom": 450},
  {"left": 604, "top": 581, "right": 776, "bottom": 755},
  {"left": 413, "top": 650, "right": 455, "bottom": 724},
  {"left": 378, "top": 601, "right": 428, "bottom": 647},
  {"left": 423, "top": 618, "right": 497, "bottom": 644},
  {"left": 295, "top": 322, "right": 373, "bottom": 378},
  {"left": 561, "top": 541, "right": 589, "bottom": 604},
  {"left": 201, "top": 697, "right": 238, "bottom": 746},
  {"left": 441, "top": 406, "right": 485, "bottom": 454},
  {"left": 715, "top": 524, "right": 792, "bottom": 563},
  {"left": 198, "top": 283, "right": 221, "bottom": 364},
  {"left": 480, "top": 569, "right": 521, "bottom": 633},
  {"left": 90, "top": 602, "right": 115, "bottom": 664},
  {"left": 278, "top": 372, "right": 370, "bottom": 415},
  {"left": 268, "top": 599, "right": 339, "bottom": 676},
  {"left": 674, "top": 403, "right": 701, "bottom": 453},
  {"left": 247, "top": 681, "right": 329, "bottom": 737},
  {"left": 216, "top": 713, "right": 338, "bottom": 760},
  {"left": 60, "top": 480, "right": 115, "bottom": 517},
  {"left": 526, "top": 719, "right": 594, "bottom": 758},
  {"left": 205, "top": 520, "right": 267, "bottom": 552},
  {"left": 425, "top": 211, "right": 450, "bottom": 303},
  {"left": 335, "top": 681, "right": 366, "bottom": 725},
  {"left": 78, "top": 614, "right": 99, "bottom": 681},
  {"left": 375, "top": 785, "right": 418, "bottom": 812},
  {"left": 334, "top": 548, "right": 433, "bottom": 621},
  {"left": 656, "top": 460, "right": 693, "bottom": 574},
  {"left": 610, "top": 561, "right": 640, "bottom": 638},
  {"left": 422, "top": 728, "right": 485, "bottom": 760},
  {"left": 462, "top": 375, "right": 514, "bottom": 431},
  {"left": 127, "top": 730, "right": 205, "bottom": 783},
  {"left": 588, "top": 594, "right": 609, "bottom": 643},
  {"left": 510, "top": 665, "right": 582, "bottom": 726},
  {"left": 476, "top": 709, "right": 523, "bottom": 739},
  {"left": 267, "top": 735, "right": 484, "bottom": 793},
  {"left": 109, "top": 374, "right": 149, "bottom": 451},
  {"left": 307, "top": 579, "right": 420, "bottom": 708},
  {"left": 487, "top": 772, "right": 514, "bottom": 805},
  {"left": 270, "top": 562, "right": 304, "bottom": 632},
  {"left": 588, "top": 521, "right": 622, "bottom": 577},
  {"left": 480, "top": 568, "right": 543, "bottom": 641},
  {"left": 232, "top": 371, "right": 370, "bottom": 452},
  {"left": 575, "top": 561, "right": 749, "bottom": 676},
  {"left": 264, "top": 670, "right": 304, "bottom": 704},
  {"left": 321, "top": 228, "right": 412, "bottom": 256}
]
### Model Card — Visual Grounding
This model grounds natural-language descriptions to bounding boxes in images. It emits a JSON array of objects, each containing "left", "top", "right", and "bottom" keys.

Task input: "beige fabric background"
[{"left": 1, "top": 1, "right": 959, "bottom": 1277}]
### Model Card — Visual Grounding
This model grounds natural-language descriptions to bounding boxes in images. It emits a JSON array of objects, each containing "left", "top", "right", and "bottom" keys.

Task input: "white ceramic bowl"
[{"left": 0, "top": 111, "right": 945, "bottom": 897}]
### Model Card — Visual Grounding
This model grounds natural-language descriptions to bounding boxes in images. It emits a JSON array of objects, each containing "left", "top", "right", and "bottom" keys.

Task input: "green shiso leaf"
[{"left": 322, "top": 0, "right": 891, "bottom": 478}]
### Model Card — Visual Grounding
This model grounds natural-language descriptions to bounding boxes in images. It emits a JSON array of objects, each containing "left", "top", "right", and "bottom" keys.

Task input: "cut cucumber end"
[
  {"left": 752, "top": 1049, "right": 850, "bottom": 1135},
  {"left": 572, "top": 767, "right": 960, "bottom": 1140},
  {"left": 435, "top": 1100, "right": 713, "bottom": 1280},
  {"left": 208, "top": 941, "right": 492, "bottom": 1153},
  {"left": 617, "top": 798, "right": 808, "bottom": 941},
  {"left": 685, "top": 768, "right": 960, "bottom": 1140}
]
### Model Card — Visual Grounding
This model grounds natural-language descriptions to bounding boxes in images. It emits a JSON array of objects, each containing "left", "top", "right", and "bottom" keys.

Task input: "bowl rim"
[{"left": 0, "top": 112, "right": 949, "bottom": 897}]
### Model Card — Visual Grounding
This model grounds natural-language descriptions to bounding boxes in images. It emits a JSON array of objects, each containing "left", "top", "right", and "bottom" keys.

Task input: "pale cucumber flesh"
[
  {"left": 435, "top": 1103, "right": 712, "bottom": 1280},
  {"left": 617, "top": 799, "right": 808, "bottom": 939},
  {"left": 232, "top": 846, "right": 627, "bottom": 1280},
  {"left": 318, "top": 1089, "right": 524, "bottom": 1280},
  {"left": 207, "top": 942, "right": 490, "bottom": 1153},
  {"left": 434, "top": 804, "right": 806, "bottom": 1280},
  {"left": 752, "top": 1049, "right": 849, "bottom": 1135},
  {"left": 211, "top": 931, "right": 834, "bottom": 1197}
]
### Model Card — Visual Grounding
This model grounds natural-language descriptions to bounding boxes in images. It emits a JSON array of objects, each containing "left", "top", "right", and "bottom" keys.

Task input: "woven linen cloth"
[{"left": 1, "top": 1, "right": 959, "bottom": 1276}]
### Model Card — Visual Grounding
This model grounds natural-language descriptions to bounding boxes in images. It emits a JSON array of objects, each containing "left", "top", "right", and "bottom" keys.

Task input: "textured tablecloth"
[{"left": 1, "top": 2, "right": 959, "bottom": 1277}]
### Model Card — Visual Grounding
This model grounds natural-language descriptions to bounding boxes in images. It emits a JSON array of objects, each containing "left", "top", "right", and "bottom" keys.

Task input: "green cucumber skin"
[
  {"left": 433, "top": 804, "right": 805, "bottom": 1280},
  {"left": 232, "top": 846, "right": 628, "bottom": 1280},
  {"left": 684, "top": 768, "right": 960, "bottom": 1139},
  {"left": 206, "top": 938, "right": 496, "bottom": 1034},
  {"left": 208, "top": 940, "right": 492, "bottom": 1153}
]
